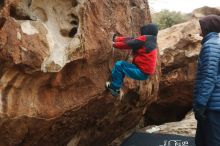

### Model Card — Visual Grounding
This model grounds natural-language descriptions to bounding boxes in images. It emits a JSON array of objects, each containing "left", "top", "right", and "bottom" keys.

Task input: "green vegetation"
[{"left": 152, "top": 9, "right": 189, "bottom": 30}]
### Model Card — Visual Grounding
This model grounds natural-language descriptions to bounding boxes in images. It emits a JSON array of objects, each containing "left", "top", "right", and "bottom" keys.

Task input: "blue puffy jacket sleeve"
[{"left": 194, "top": 44, "right": 219, "bottom": 108}]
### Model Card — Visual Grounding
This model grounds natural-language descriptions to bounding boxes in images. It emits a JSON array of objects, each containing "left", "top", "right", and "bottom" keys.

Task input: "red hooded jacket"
[{"left": 113, "top": 35, "right": 157, "bottom": 75}]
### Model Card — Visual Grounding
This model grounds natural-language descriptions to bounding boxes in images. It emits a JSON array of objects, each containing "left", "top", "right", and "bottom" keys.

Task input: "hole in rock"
[
  {"left": 60, "top": 13, "right": 79, "bottom": 38},
  {"left": 0, "top": 17, "right": 6, "bottom": 28},
  {"left": 72, "top": 0, "right": 78, "bottom": 7},
  {"left": 69, "top": 14, "right": 79, "bottom": 37},
  {"left": 0, "top": 0, "right": 4, "bottom": 9},
  {"left": 129, "top": 0, "right": 137, "bottom": 7},
  {"left": 151, "top": 84, "right": 155, "bottom": 95},
  {"left": 10, "top": 5, "right": 20, "bottom": 19},
  {"left": 9, "top": 0, "right": 35, "bottom": 20},
  {"left": 71, "top": 20, "right": 78, "bottom": 25},
  {"left": 69, "top": 27, "right": 78, "bottom": 37},
  {"left": 10, "top": 5, "right": 34, "bottom": 20},
  {"left": 70, "top": 14, "right": 79, "bottom": 22}
]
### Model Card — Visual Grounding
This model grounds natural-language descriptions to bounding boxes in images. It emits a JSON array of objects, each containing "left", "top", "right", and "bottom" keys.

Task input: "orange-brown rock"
[
  {"left": 145, "top": 20, "right": 202, "bottom": 124},
  {"left": 0, "top": 0, "right": 159, "bottom": 146}
]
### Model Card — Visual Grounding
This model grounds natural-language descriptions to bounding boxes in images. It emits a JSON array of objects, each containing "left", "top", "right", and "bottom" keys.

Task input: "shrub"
[{"left": 152, "top": 9, "right": 189, "bottom": 30}]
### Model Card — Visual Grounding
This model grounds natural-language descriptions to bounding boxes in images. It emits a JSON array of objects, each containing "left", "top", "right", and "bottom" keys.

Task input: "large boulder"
[
  {"left": 0, "top": 0, "right": 160, "bottom": 146},
  {"left": 192, "top": 6, "right": 220, "bottom": 18},
  {"left": 145, "top": 20, "right": 202, "bottom": 124}
]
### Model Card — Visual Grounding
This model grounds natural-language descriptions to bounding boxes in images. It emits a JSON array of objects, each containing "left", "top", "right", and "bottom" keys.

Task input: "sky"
[{"left": 149, "top": 0, "right": 220, "bottom": 13}]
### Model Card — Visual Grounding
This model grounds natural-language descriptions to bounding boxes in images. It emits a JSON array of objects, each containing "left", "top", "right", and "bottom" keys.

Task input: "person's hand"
[
  {"left": 112, "top": 42, "right": 116, "bottom": 48},
  {"left": 112, "top": 33, "right": 118, "bottom": 42},
  {"left": 194, "top": 106, "right": 206, "bottom": 121}
]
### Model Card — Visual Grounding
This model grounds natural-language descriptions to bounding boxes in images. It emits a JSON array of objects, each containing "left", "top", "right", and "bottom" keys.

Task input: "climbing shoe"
[{"left": 105, "top": 82, "right": 120, "bottom": 97}]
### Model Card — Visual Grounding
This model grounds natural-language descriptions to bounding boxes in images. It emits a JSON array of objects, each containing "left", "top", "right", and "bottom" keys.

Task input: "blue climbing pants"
[{"left": 111, "top": 61, "right": 149, "bottom": 90}]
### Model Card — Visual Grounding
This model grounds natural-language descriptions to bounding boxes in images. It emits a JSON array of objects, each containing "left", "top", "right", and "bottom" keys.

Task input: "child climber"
[{"left": 106, "top": 23, "right": 158, "bottom": 96}]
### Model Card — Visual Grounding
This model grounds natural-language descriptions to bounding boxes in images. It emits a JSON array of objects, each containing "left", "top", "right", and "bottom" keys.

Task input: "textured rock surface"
[
  {"left": 0, "top": 0, "right": 160, "bottom": 146},
  {"left": 145, "top": 20, "right": 202, "bottom": 124},
  {"left": 192, "top": 6, "right": 220, "bottom": 18}
]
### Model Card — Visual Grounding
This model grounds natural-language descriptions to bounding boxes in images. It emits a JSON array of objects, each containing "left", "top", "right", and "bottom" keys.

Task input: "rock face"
[
  {"left": 0, "top": 0, "right": 160, "bottom": 146},
  {"left": 145, "top": 20, "right": 202, "bottom": 125},
  {"left": 192, "top": 6, "right": 220, "bottom": 18}
]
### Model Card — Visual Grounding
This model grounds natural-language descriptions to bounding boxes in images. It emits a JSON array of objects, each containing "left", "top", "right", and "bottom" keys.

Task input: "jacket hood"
[
  {"left": 140, "top": 23, "right": 158, "bottom": 36},
  {"left": 199, "top": 15, "right": 220, "bottom": 36}
]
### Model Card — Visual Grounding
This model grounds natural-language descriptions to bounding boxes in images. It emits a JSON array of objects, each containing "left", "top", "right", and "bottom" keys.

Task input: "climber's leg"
[{"left": 107, "top": 60, "right": 149, "bottom": 96}]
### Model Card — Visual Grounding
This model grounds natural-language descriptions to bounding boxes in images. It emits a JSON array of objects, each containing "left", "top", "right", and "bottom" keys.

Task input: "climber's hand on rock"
[
  {"left": 112, "top": 42, "right": 116, "bottom": 47},
  {"left": 112, "top": 33, "right": 118, "bottom": 42}
]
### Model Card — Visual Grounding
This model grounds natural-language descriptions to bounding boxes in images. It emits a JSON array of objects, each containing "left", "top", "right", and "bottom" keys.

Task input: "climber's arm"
[
  {"left": 114, "top": 36, "right": 133, "bottom": 42},
  {"left": 113, "top": 36, "right": 145, "bottom": 50}
]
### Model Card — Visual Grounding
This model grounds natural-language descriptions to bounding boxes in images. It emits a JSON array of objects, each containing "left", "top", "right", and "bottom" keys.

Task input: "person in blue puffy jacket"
[{"left": 193, "top": 15, "right": 220, "bottom": 146}]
